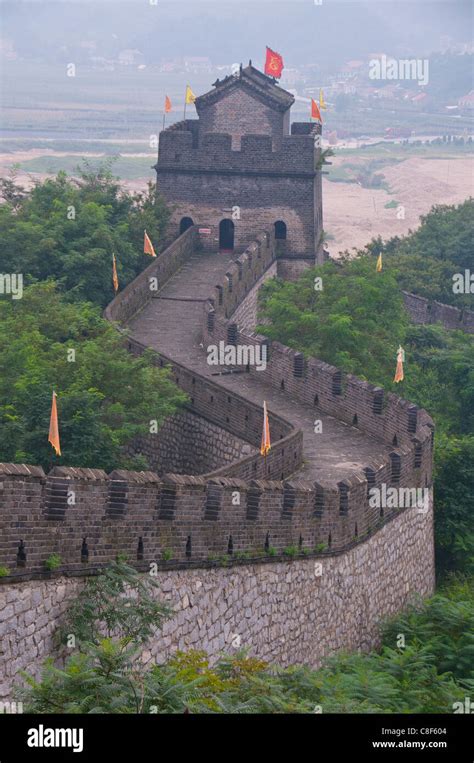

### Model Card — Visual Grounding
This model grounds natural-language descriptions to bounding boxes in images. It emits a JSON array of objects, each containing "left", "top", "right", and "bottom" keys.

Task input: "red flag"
[
  {"left": 264, "top": 47, "right": 284, "bottom": 79},
  {"left": 311, "top": 98, "right": 322, "bottom": 122},
  {"left": 164, "top": 95, "right": 172, "bottom": 113}
]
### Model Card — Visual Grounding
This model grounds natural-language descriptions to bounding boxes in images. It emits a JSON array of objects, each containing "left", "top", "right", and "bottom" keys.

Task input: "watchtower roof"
[{"left": 195, "top": 63, "right": 295, "bottom": 113}]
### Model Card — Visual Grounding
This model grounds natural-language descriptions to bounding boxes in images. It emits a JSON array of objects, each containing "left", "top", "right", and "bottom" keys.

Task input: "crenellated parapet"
[
  {"left": 0, "top": 448, "right": 430, "bottom": 581},
  {"left": 154, "top": 66, "right": 323, "bottom": 258},
  {"left": 1, "top": 225, "right": 434, "bottom": 582},
  {"left": 156, "top": 125, "right": 321, "bottom": 178},
  {"left": 402, "top": 290, "right": 474, "bottom": 333},
  {"left": 204, "top": 237, "right": 433, "bottom": 455}
]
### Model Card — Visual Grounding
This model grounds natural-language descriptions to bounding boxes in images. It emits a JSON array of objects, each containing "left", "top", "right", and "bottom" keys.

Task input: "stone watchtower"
[{"left": 155, "top": 63, "right": 324, "bottom": 262}]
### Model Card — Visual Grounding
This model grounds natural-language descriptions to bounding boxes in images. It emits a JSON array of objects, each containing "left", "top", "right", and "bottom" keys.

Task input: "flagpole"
[
  {"left": 162, "top": 111, "right": 166, "bottom": 131},
  {"left": 183, "top": 87, "right": 187, "bottom": 121}
]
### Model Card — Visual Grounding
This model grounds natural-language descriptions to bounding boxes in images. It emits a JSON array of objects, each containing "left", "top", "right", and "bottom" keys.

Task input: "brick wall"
[
  {"left": 126, "top": 410, "right": 256, "bottom": 475},
  {"left": 0, "top": 495, "right": 435, "bottom": 701},
  {"left": 196, "top": 87, "right": 288, "bottom": 150},
  {"left": 402, "top": 291, "right": 474, "bottom": 334},
  {"left": 0, "top": 228, "right": 433, "bottom": 589},
  {"left": 155, "top": 121, "right": 323, "bottom": 258},
  {"left": 104, "top": 225, "right": 197, "bottom": 324}
]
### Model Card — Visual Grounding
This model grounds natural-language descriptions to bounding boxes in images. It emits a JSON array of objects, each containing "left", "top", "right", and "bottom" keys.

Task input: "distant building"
[
  {"left": 376, "top": 84, "right": 402, "bottom": 100},
  {"left": 155, "top": 64, "right": 324, "bottom": 261},
  {"left": 184, "top": 56, "right": 212, "bottom": 73},
  {"left": 280, "top": 68, "right": 301, "bottom": 87},
  {"left": 0, "top": 38, "right": 17, "bottom": 61},
  {"left": 118, "top": 49, "right": 143, "bottom": 66},
  {"left": 458, "top": 90, "right": 474, "bottom": 112},
  {"left": 79, "top": 40, "right": 97, "bottom": 52},
  {"left": 160, "top": 60, "right": 181, "bottom": 73},
  {"left": 90, "top": 56, "right": 115, "bottom": 71},
  {"left": 410, "top": 92, "right": 430, "bottom": 108}
]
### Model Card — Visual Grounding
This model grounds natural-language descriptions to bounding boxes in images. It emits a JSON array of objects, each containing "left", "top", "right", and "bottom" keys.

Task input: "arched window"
[
  {"left": 274, "top": 220, "right": 287, "bottom": 240},
  {"left": 219, "top": 219, "right": 234, "bottom": 251},
  {"left": 179, "top": 216, "right": 194, "bottom": 234}
]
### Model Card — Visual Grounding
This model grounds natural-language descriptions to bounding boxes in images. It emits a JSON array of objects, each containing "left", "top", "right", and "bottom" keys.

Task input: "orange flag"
[
  {"left": 264, "top": 47, "right": 284, "bottom": 78},
  {"left": 393, "top": 346, "right": 405, "bottom": 383},
  {"left": 144, "top": 230, "right": 156, "bottom": 257},
  {"left": 260, "top": 400, "right": 271, "bottom": 457},
  {"left": 311, "top": 98, "right": 322, "bottom": 122},
  {"left": 164, "top": 95, "right": 172, "bottom": 113},
  {"left": 48, "top": 391, "right": 61, "bottom": 456},
  {"left": 112, "top": 253, "right": 119, "bottom": 293}
]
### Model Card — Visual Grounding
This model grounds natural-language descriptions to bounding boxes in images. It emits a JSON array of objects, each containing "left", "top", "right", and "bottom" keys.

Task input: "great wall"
[{"left": 0, "top": 65, "right": 438, "bottom": 699}]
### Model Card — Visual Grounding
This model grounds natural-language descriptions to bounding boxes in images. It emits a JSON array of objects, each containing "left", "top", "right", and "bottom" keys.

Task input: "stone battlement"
[
  {"left": 156, "top": 122, "right": 321, "bottom": 177},
  {"left": 154, "top": 67, "right": 323, "bottom": 257},
  {"left": 0, "top": 64, "right": 437, "bottom": 698},
  {"left": 0, "top": 446, "right": 430, "bottom": 580},
  {"left": 402, "top": 290, "right": 474, "bottom": 333},
  {"left": 203, "top": 238, "right": 434, "bottom": 454},
  {"left": 1, "top": 226, "right": 434, "bottom": 581}
]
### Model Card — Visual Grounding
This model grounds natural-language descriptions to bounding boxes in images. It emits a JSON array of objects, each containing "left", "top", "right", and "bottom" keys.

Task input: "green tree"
[
  {"left": 258, "top": 255, "right": 409, "bottom": 387},
  {"left": 0, "top": 162, "right": 170, "bottom": 307},
  {"left": 366, "top": 199, "right": 474, "bottom": 308},
  {"left": 19, "top": 562, "right": 469, "bottom": 714},
  {"left": 0, "top": 282, "right": 186, "bottom": 471},
  {"left": 257, "top": 241, "right": 474, "bottom": 575},
  {"left": 434, "top": 436, "right": 474, "bottom": 575}
]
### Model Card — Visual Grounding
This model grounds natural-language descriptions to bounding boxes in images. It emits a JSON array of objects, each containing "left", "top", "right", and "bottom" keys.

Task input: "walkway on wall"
[{"left": 127, "top": 251, "right": 388, "bottom": 484}]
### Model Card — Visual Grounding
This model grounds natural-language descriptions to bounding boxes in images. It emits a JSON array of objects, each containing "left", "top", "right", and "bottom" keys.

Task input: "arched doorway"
[
  {"left": 179, "top": 216, "right": 194, "bottom": 234},
  {"left": 274, "top": 220, "right": 287, "bottom": 240},
  {"left": 219, "top": 219, "right": 234, "bottom": 252},
  {"left": 274, "top": 220, "right": 287, "bottom": 257}
]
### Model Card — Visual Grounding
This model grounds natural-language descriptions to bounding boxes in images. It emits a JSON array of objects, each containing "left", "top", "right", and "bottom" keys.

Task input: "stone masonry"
[
  {"left": 0, "top": 497, "right": 434, "bottom": 700},
  {"left": 0, "top": 65, "right": 436, "bottom": 701},
  {"left": 155, "top": 65, "right": 324, "bottom": 260}
]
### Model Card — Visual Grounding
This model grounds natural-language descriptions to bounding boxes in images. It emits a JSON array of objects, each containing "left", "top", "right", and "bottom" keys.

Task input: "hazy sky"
[{"left": 2, "top": 1, "right": 472, "bottom": 69}]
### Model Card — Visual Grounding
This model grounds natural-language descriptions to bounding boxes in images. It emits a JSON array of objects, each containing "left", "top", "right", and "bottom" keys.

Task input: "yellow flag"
[
  {"left": 112, "top": 253, "right": 119, "bottom": 293},
  {"left": 376, "top": 253, "right": 382, "bottom": 272},
  {"left": 144, "top": 230, "right": 157, "bottom": 257},
  {"left": 185, "top": 85, "right": 196, "bottom": 104},
  {"left": 48, "top": 391, "right": 61, "bottom": 456},
  {"left": 319, "top": 88, "right": 327, "bottom": 110},
  {"left": 260, "top": 400, "right": 271, "bottom": 457}
]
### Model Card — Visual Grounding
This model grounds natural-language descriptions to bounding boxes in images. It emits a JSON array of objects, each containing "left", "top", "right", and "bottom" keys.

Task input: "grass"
[
  {"left": 0, "top": 139, "right": 153, "bottom": 153},
  {"left": 16, "top": 155, "right": 156, "bottom": 180},
  {"left": 44, "top": 554, "right": 62, "bottom": 571},
  {"left": 334, "top": 141, "right": 474, "bottom": 161},
  {"left": 325, "top": 141, "right": 473, "bottom": 188},
  {"left": 326, "top": 158, "right": 398, "bottom": 191}
]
